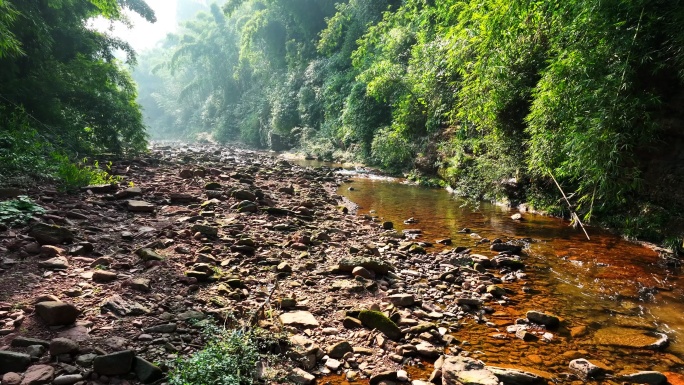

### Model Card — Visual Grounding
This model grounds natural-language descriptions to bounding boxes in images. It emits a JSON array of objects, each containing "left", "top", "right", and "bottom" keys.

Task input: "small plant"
[
  {"left": 53, "top": 154, "right": 122, "bottom": 191},
  {"left": 0, "top": 196, "right": 46, "bottom": 227},
  {"left": 168, "top": 323, "right": 286, "bottom": 385}
]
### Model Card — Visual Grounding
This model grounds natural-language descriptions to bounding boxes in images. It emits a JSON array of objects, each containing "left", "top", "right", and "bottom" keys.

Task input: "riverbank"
[{"left": 0, "top": 144, "right": 682, "bottom": 385}]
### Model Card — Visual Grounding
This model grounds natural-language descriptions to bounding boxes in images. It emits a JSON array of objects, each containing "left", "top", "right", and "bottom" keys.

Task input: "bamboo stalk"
[{"left": 548, "top": 170, "right": 590, "bottom": 240}]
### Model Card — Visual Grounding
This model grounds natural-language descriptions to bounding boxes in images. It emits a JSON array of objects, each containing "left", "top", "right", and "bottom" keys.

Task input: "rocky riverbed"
[{"left": 0, "top": 144, "right": 681, "bottom": 385}]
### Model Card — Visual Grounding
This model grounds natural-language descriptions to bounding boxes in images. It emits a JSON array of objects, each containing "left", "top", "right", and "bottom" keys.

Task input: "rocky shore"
[{"left": 0, "top": 145, "right": 679, "bottom": 385}]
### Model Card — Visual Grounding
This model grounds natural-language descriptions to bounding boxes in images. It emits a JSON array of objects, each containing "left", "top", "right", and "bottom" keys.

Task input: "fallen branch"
[{"left": 548, "top": 171, "right": 590, "bottom": 241}]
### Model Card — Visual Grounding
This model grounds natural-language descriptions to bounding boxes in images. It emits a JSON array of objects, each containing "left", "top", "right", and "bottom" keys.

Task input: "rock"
[
  {"left": 49, "top": 338, "right": 79, "bottom": 355},
  {"left": 29, "top": 223, "right": 74, "bottom": 245},
  {"left": 511, "top": 213, "right": 523, "bottom": 220},
  {"left": 40, "top": 245, "right": 65, "bottom": 257},
  {"left": 343, "top": 316, "right": 363, "bottom": 329},
  {"left": 10, "top": 337, "right": 49, "bottom": 348},
  {"left": 486, "top": 285, "right": 506, "bottom": 297},
  {"left": 516, "top": 329, "right": 538, "bottom": 342},
  {"left": 20, "top": 364, "right": 53, "bottom": 385},
  {"left": 136, "top": 248, "right": 164, "bottom": 261},
  {"left": 290, "top": 368, "right": 315, "bottom": 385},
  {"left": 618, "top": 371, "right": 667, "bottom": 385},
  {"left": 526, "top": 311, "right": 560, "bottom": 328},
  {"left": 24, "top": 346, "right": 45, "bottom": 359},
  {"left": 491, "top": 243, "right": 522, "bottom": 253},
  {"left": 397, "top": 370, "right": 409, "bottom": 382},
  {"left": 416, "top": 341, "right": 441, "bottom": 358},
  {"left": 338, "top": 257, "right": 394, "bottom": 275},
  {"left": 205, "top": 182, "right": 222, "bottom": 190},
  {"left": 92, "top": 270, "right": 118, "bottom": 283},
  {"left": 93, "top": 350, "right": 134, "bottom": 376},
  {"left": 101, "top": 295, "right": 150, "bottom": 316},
  {"left": 352, "top": 266, "right": 373, "bottom": 279},
  {"left": 35, "top": 301, "right": 79, "bottom": 326},
  {"left": 75, "top": 353, "right": 97, "bottom": 367},
  {"left": 1, "top": 372, "right": 21, "bottom": 385},
  {"left": 81, "top": 184, "right": 116, "bottom": 193},
  {"left": 177, "top": 310, "right": 205, "bottom": 321},
  {"left": 52, "top": 374, "right": 84, "bottom": 385},
  {"left": 325, "top": 358, "right": 341, "bottom": 370},
  {"left": 457, "top": 298, "right": 482, "bottom": 307},
  {"left": 327, "top": 341, "right": 353, "bottom": 359},
  {"left": 38, "top": 256, "right": 69, "bottom": 269},
  {"left": 388, "top": 294, "right": 415, "bottom": 307},
  {"left": 191, "top": 224, "right": 218, "bottom": 237},
  {"left": 279, "top": 311, "right": 319, "bottom": 329},
  {"left": 569, "top": 358, "right": 605, "bottom": 379},
  {"left": 232, "top": 190, "right": 256, "bottom": 201},
  {"left": 127, "top": 200, "right": 155, "bottom": 212},
  {"left": 488, "top": 366, "right": 548, "bottom": 385},
  {"left": 382, "top": 221, "right": 394, "bottom": 230},
  {"left": 133, "top": 357, "right": 164, "bottom": 384},
  {"left": 441, "top": 356, "right": 498, "bottom": 385},
  {"left": 370, "top": 371, "right": 398, "bottom": 385},
  {"left": 144, "top": 323, "right": 176, "bottom": 333},
  {"left": 0, "top": 351, "right": 31, "bottom": 374},
  {"left": 358, "top": 310, "right": 403, "bottom": 341},
  {"left": 114, "top": 187, "right": 142, "bottom": 199},
  {"left": 288, "top": 335, "right": 319, "bottom": 370},
  {"left": 592, "top": 327, "right": 669, "bottom": 350},
  {"left": 128, "top": 278, "right": 151, "bottom": 292}
]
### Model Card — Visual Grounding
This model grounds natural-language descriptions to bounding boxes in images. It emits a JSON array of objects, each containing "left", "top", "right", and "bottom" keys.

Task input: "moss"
[{"left": 358, "top": 310, "right": 403, "bottom": 341}]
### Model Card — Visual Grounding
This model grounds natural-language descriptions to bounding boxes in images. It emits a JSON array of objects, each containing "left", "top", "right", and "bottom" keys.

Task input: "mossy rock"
[
  {"left": 29, "top": 223, "right": 74, "bottom": 245},
  {"left": 358, "top": 310, "right": 403, "bottom": 341}
]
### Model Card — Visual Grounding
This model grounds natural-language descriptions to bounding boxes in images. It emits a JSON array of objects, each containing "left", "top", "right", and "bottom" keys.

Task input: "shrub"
[
  {"left": 168, "top": 325, "right": 286, "bottom": 385},
  {"left": 53, "top": 154, "right": 122, "bottom": 192}
]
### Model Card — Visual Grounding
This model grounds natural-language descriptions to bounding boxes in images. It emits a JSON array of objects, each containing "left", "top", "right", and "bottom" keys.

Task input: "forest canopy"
[{"left": 134, "top": 0, "right": 684, "bottom": 242}]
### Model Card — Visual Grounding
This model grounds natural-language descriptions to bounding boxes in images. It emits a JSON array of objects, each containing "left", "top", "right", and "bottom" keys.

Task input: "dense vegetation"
[
  {"left": 135, "top": 0, "right": 684, "bottom": 245},
  {"left": 0, "top": 0, "right": 153, "bottom": 186}
]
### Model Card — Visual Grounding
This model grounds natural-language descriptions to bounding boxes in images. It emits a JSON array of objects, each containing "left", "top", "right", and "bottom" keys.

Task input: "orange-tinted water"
[{"left": 332, "top": 176, "right": 684, "bottom": 382}]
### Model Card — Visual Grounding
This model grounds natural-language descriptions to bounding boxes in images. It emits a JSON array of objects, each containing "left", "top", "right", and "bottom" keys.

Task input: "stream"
[{"left": 297, "top": 159, "right": 684, "bottom": 383}]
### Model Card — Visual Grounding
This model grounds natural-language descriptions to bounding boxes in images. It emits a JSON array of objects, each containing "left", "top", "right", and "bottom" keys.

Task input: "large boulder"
[{"left": 35, "top": 301, "right": 79, "bottom": 326}]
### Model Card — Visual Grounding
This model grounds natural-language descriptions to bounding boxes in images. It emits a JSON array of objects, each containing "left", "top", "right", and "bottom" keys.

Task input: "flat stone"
[
  {"left": 290, "top": 368, "right": 315, "bottom": 385},
  {"left": 526, "top": 311, "right": 560, "bottom": 328},
  {"left": 81, "top": 184, "right": 116, "bottom": 193},
  {"left": 20, "top": 364, "right": 53, "bottom": 385},
  {"left": 338, "top": 257, "right": 394, "bottom": 275},
  {"left": 133, "top": 357, "right": 164, "bottom": 384},
  {"left": 279, "top": 311, "right": 319, "bottom": 329},
  {"left": 11, "top": 337, "right": 49, "bottom": 348},
  {"left": 136, "top": 248, "right": 164, "bottom": 261},
  {"left": 101, "top": 295, "right": 150, "bottom": 316},
  {"left": 75, "top": 353, "right": 97, "bottom": 367},
  {"left": 190, "top": 224, "right": 218, "bottom": 236},
  {"left": 127, "top": 200, "right": 155, "bottom": 213},
  {"left": 35, "top": 302, "right": 79, "bottom": 326},
  {"left": 370, "top": 371, "right": 398, "bottom": 385},
  {"left": 29, "top": 223, "right": 74, "bottom": 245},
  {"left": 38, "top": 256, "right": 69, "bottom": 269},
  {"left": 177, "top": 310, "right": 205, "bottom": 321},
  {"left": 0, "top": 351, "right": 31, "bottom": 374},
  {"left": 569, "top": 358, "right": 605, "bottom": 379},
  {"left": 441, "top": 356, "right": 499, "bottom": 385},
  {"left": 388, "top": 294, "right": 415, "bottom": 307},
  {"left": 327, "top": 341, "right": 353, "bottom": 359},
  {"left": 92, "top": 270, "right": 118, "bottom": 283},
  {"left": 49, "top": 338, "right": 79, "bottom": 355},
  {"left": 488, "top": 366, "right": 549, "bottom": 385},
  {"left": 618, "top": 371, "right": 667, "bottom": 385},
  {"left": 592, "top": 327, "right": 668, "bottom": 350},
  {"left": 128, "top": 278, "right": 151, "bottom": 292},
  {"left": 93, "top": 350, "right": 134, "bottom": 376},
  {"left": 52, "top": 374, "right": 84, "bottom": 385},
  {"left": 144, "top": 323, "right": 176, "bottom": 333}
]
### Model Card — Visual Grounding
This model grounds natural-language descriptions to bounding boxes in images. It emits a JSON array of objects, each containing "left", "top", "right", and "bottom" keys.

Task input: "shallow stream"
[{"left": 292, "top": 159, "right": 684, "bottom": 383}]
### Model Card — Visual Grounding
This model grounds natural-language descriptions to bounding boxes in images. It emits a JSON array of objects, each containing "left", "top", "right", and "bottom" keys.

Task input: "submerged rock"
[{"left": 591, "top": 327, "right": 668, "bottom": 350}]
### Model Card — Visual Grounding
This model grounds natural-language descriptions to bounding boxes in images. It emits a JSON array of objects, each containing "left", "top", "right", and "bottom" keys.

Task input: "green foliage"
[
  {"left": 0, "top": 196, "right": 46, "bottom": 228},
  {"left": 53, "top": 155, "right": 122, "bottom": 192},
  {"left": 168, "top": 325, "right": 282, "bottom": 385}
]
